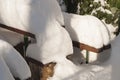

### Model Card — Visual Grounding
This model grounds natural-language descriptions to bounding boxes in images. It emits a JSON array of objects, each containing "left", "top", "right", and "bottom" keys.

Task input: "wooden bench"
[{"left": 0, "top": 23, "right": 111, "bottom": 79}]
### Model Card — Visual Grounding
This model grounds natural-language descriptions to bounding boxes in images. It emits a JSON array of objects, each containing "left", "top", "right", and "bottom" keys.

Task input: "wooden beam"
[
  {"left": 72, "top": 41, "right": 111, "bottom": 53},
  {"left": 0, "top": 23, "right": 35, "bottom": 39}
]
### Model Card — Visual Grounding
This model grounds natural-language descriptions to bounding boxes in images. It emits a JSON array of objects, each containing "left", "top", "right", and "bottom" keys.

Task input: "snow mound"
[
  {"left": 26, "top": 26, "right": 73, "bottom": 64},
  {"left": 0, "top": 56, "right": 15, "bottom": 80},
  {"left": 22, "top": 0, "right": 73, "bottom": 64},
  {"left": 50, "top": 34, "right": 120, "bottom": 80},
  {"left": 48, "top": 47, "right": 112, "bottom": 80},
  {"left": 63, "top": 12, "right": 110, "bottom": 49},
  {"left": 0, "top": 39, "right": 31, "bottom": 80},
  {"left": 0, "top": 0, "right": 64, "bottom": 45}
]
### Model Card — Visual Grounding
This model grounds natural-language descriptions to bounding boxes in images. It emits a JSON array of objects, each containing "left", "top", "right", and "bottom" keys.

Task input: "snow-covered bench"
[
  {"left": 0, "top": 0, "right": 73, "bottom": 80},
  {"left": 63, "top": 12, "right": 112, "bottom": 63},
  {"left": 1, "top": 0, "right": 118, "bottom": 80}
]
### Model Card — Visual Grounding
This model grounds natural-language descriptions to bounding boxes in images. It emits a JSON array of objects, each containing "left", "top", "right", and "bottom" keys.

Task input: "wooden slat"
[
  {"left": 72, "top": 41, "right": 111, "bottom": 53},
  {"left": 0, "top": 23, "right": 35, "bottom": 39}
]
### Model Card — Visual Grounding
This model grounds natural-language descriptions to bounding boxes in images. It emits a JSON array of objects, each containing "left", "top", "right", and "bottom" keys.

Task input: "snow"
[
  {"left": 9, "top": 0, "right": 73, "bottom": 64},
  {"left": 63, "top": 12, "right": 110, "bottom": 49},
  {"left": 0, "top": 0, "right": 64, "bottom": 45},
  {"left": 0, "top": 39, "right": 31, "bottom": 79},
  {"left": 0, "top": 0, "right": 71, "bottom": 78},
  {"left": 0, "top": 28, "right": 24, "bottom": 46},
  {"left": 26, "top": 26, "right": 73, "bottom": 64},
  {"left": 104, "top": 23, "right": 117, "bottom": 40},
  {"left": 49, "top": 41, "right": 120, "bottom": 80},
  {"left": 24, "top": 0, "right": 73, "bottom": 64},
  {"left": 0, "top": 0, "right": 68, "bottom": 65},
  {"left": 0, "top": 0, "right": 120, "bottom": 80},
  {"left": 0, "top": 56, "right": 15, "bottom": 80},
  {"left": 62, "top": 12, "right": 117, "bottom": 63},
  {"left": 48, "top": 30, "right": 120, "bottom": 80},
  {"left": 57, "top": 0, "right": 66, "bottom": 12},
  {"left": 91, "top": 6, "right": 112, "bottom": 15},
  {"left": 47, "top": 46, "right": 112, "bottom": 80},
  {"left": 110, "top": 34, "right": 120, "bottom": 80},
  {"left": 94, "top": 0, "right": 106, "bottom": 6}
]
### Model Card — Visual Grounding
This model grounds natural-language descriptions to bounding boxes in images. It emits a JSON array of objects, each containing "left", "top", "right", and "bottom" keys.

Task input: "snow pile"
[
  {"left": 26, "top": 26, "right": 73, "bottom": 64},
  {"left": 0, "top": 39, "right": 31, "bottom": 80},
  {"left": 63, "top": 12, "right": 110, "bottom": 49},
  {"left": 24, "top": 0, "right": 73, "bottom": 64},
  {"left": 0, "top": 0, "right": 73, "bottom": 79},
  {"left": 49, "top": 34, "right": 120, "bottom": 80},
  {"left": 63, "top": 12, "right": 112, "bottom": 62},
  {"left": 0, "top": 0, "right": 64, "bottom": 45},
  {"left": 48, "top": 46, "right": 112, "bottom": 80},
  {"left": 0, "top": 0, "right": 71, "bottom": 64},
  {"left": 0, "top": 56, "right": 15, "bottom": 80}
]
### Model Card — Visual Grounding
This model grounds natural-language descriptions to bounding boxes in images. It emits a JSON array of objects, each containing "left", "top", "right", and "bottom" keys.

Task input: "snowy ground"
[
  {"left": 67, "top": 47, "right": 112, "bottom": 80},
  {"left": 66, "top": 34, "right": 120, "bottom": 80}
]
